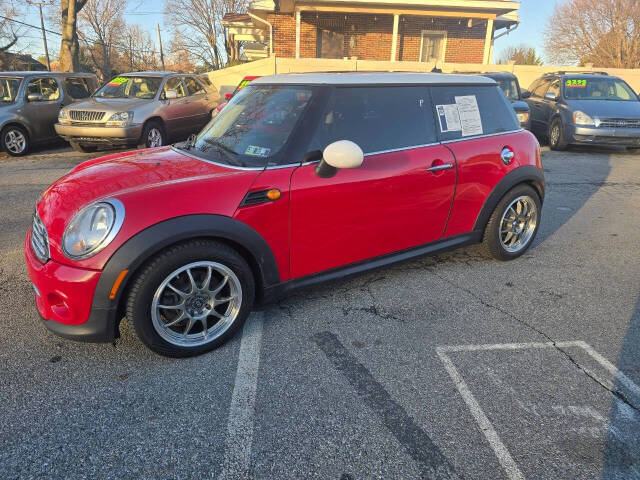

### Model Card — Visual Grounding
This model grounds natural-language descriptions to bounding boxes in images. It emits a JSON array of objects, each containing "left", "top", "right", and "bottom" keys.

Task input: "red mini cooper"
[{"left": 25, "top": 73, "right": 544, "bottom": 357}]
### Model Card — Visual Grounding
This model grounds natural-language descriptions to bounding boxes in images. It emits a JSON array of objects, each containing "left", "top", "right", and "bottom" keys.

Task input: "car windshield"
[
  {"left": 94, "top": 76, "right": 162, "bottom": 99},
  {"left": 494, "top": 78, "right": 520, "bottom": 101},
  {"left": 179, "top": 85, "right": 314, "bottom": 168},
  {"left": 232, "top": 78, "right": 255, "bottom": 96},
  {"left": 563, "top": 77, "right": 638, "bottom": 101},
  {"left": 0, "top": 77, "right": 22, "bottom": 103}
]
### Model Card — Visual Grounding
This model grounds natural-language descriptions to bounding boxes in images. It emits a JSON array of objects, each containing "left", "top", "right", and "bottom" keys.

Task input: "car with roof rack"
[
  {"left": 55, "top": 71, "right": 220, "bottom": 152},
  {"left": 26, "top": 72, "right": 544, "bottom": 357},
  {"left": 525, "top": 71, "right": 640, "bottom": 150},
  {"left": 0, "top": 71, "right": 97, "bottom": 156}
]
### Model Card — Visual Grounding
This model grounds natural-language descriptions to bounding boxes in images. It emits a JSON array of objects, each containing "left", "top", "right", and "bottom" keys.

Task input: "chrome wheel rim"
[
  {"left": 499, "top": 196, "right": 538, "bottom": 253},
  {"left": 147, "top": 128, "right": 162, "bottom": 147},
  {"left": 550, "top": 124, "right": 560, "bottom": 146},
  {"left": 5, "top": 129, "right": 26, "bottom": 153},
  {"left": 151, "top": 261, "right": 242, "bottom": 348}
]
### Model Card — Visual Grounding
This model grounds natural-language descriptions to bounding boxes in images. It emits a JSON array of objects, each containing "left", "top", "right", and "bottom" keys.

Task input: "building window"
[
  {"left": 317, "top": 28, "right": 345, "bottom": 59},
  {"left": 419, "top": 30, "right": 447, "bottom": 63}
]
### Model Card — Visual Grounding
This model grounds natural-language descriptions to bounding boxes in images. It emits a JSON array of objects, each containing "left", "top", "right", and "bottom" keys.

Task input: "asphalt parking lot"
[{"left": 0, "top": 144, "right": 639, "bottom": 480}]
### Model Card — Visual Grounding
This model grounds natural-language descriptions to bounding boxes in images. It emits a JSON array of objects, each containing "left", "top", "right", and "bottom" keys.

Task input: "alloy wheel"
[
  {"left": 147, "top": 128, "right": 163, "bottom": 147},
  {"left": 499, "top": 195, "right": 538, "bottom": 253},
  {"left": 550, "top": 124, "right": 560, "bottom": 147},
  {"left": 151, "top": 261, "right": 242, "bottom": 347},
  {"left": 4, "top": 129, "right": 26, "bottom": 154}
]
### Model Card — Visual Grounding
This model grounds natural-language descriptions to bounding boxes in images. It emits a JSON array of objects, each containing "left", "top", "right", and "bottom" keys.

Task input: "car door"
[
  {"left": 528, "top": 79, "right": 551, "bottom": 134},
  {"left": 22, "top": 76, "right": 64, "bottom": 140},
  {"left": 160, "top": 76, "right": 192, "bottom": 139},
  {"left": 289, "top": 85, "right": 456, "bottom": 279},
  {"left": 182, "top": 76, "right": 211, "bottom": 130},
  {"left": 539, "top": 79, "right": 561, "bottom": 132}
]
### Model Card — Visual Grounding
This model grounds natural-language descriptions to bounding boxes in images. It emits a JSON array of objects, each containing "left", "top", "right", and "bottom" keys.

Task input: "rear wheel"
[
  {"left": 126, "top": 240, "right": 255, "bottom": 357},
  {"left": 548, "top": 118, "right": 568, "bottom": 151},
  {"left": 482, "top": 184, "right": 541, "bottom": 261},
  {"left": 69, "top": 141, "right": 97, "bottom": 153},
  {"left": 2, "top": 125, "right": 29, "bottom": 156},
  {"left": 139, "top": 121, "right": 165, "bottom": 149}
]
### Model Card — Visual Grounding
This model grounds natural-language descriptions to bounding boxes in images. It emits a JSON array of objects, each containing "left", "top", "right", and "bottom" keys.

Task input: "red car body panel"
[
  {"left": 37, "top": 147, "right": 261, "bottom": 271},
  {"left": 289, "top": 145, "right": 456, "bottom": 278},
  {"left": 444, "top": 131, "right": 541, "bottom": 237}
]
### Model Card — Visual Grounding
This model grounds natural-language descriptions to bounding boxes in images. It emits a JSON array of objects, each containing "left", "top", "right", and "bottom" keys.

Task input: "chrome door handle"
[{"left": 427, "top": 163, "right": 454, "bottom": 172}]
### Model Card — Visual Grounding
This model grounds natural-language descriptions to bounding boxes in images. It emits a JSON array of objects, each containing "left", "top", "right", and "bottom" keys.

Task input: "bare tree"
[
  {"left": 498, "top": 45, "right": 543, "bottom": 66},
  {"left": 121, "top": 24, "right": 159, "bottom": 71},
  {"left": 78, "top": 0, "right": 126, "bottom": 79},
  {"left": 545, "top": 0, "right": 640, "bottom": 68},
  {"left": 59, "top": 0, "right": 90, "bottom": 71},
  {"left": 164, "top": 0, "right": 245, "bottom": 70},
  {"left": 0, "top": 0, "right": 21, "bottom": 52}
]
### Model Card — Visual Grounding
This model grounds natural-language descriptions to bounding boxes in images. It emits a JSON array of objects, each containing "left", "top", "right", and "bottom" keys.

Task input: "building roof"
[{"left": 252, "top": 72, "right": 496, "bottom": 85}]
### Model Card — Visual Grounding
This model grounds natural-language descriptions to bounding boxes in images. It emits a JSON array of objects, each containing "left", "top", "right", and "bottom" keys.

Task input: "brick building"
[{"left": 223, "top": 0, "right": 520, "bottom": 65}]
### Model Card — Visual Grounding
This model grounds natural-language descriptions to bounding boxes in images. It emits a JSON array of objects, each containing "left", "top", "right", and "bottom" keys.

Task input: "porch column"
[
  {"left": 483, "top": 18, "right": 494, "bottom": 64},
  {"left": 295, "top": 10, "right": 301, "bottom": 59},
  {"left": 390, "top": 14, "right": 399, "bottom": 61}
]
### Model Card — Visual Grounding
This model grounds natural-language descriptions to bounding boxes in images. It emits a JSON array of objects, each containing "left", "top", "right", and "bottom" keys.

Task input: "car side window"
[
  {"left": 184, "top": 76, "right": 206, "bottom": 96},
  {"left": 164, "top": 77, "right": 186, "bottom": 98},
  {"left": 547, "top": 80, "right": 561, "bottom": 99},
  {"left": 532, "top": 80, "right": 550, "bottom": 98},
  {"left": 430, "top": 85, "right": 520, "bottom": 141},
  {"left": 308, "top": 86, "right": 436, "bottom": 154},
  {"left": 64, "top": 77, "right": 91, "bottom": 99},
  {"left": 26, "top": 77, "right": 60, "bottom": 101}
]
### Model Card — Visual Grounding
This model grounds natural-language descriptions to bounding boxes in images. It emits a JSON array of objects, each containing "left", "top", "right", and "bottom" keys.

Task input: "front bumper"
[
  {"left": 24, "top": 231, "right": 117, "bottom": 342},
  {"left": 55, "top": 123, "right": 143, "bottom": 146},
  {"left": 571, "top": 125, "right": 640, "bottom": 146}
]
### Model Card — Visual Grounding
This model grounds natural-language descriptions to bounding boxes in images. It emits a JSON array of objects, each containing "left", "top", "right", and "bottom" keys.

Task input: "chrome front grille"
[
  {"left": 69, "top": 110, "right": 106, "bottom": 122},
  {"left": 599, "top": 118, "right": 640, "bottom": 129},
  {"left": 31, "top": 212, "right": 50, "bottom": 263}
]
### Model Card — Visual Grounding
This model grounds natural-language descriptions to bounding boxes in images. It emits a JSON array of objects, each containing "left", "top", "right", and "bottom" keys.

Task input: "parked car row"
[{"left": 0, "top": 71, "right": 220, "bottom": 156}]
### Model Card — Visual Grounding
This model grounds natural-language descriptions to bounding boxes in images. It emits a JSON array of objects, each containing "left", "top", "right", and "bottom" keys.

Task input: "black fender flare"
[
  {"left": 92, "top": 214, "right": 280, "bottom": 316},
  {"left": 473, "top": 165, "right": 545, "bottom": 233}
]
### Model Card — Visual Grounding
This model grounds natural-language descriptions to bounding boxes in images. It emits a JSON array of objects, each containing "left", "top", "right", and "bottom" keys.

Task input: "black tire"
[
  {"left": 1, "top": 125, "right": 29, "bottom": 156},
  {"left": 69, "top": 141, "right": 97, "bottom": 153},
  {"left": 548, "top": 118, "right": 568, "bottom": 151},
  {"left": 138, "top": 121, "right": 165, "bottom": 149},
  {"left": 126, "top": 240, "right": 255, "bottom": 357},
  {"left": 482, "top": 184, "right": 542, "bottom": 261}
]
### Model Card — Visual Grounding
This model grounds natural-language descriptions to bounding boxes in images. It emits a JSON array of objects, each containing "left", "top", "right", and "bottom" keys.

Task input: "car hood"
[
  {"left": 37, "top": 147, "right": 263, "bottom": 269},
  {"left": 63, "top": 96, "right": 153, "bottom": 112},
  {"left": 566, "top": 100, "right": 640, "bottom": 119},
  {"left": 511, "top": 100, "right": 530, "bottom": 112}
]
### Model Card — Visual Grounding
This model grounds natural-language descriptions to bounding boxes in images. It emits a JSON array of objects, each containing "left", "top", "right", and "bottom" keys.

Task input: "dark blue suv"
[{"left": 526, "top": 72, "right": 640, "bottom": 150}]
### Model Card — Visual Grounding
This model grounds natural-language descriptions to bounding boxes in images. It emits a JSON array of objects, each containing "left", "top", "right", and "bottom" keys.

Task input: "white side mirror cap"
[{"left": 323, "top": 140, "right": 364, "bottom": 169}]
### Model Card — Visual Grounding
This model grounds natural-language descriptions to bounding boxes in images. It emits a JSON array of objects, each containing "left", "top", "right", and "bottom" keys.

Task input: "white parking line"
[
  {"left": 436, "top": 340, "right": 640, "bottom": 480},
  {"left": 219, "top": 311, "right": 264, "bottom": 480}
]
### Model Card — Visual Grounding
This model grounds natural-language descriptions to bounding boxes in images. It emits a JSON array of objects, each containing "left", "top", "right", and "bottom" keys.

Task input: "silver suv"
[
  {"left": 0, "top": 71, "right": 97, "bottom": 156},
  {"left": 56, "top": 72, "right": 220, "bottom": 152}
]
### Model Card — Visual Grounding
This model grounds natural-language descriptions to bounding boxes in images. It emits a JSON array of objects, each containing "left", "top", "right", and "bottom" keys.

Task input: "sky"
[{"left": 19, "top": 0, "right": 560, "bottom": 65}]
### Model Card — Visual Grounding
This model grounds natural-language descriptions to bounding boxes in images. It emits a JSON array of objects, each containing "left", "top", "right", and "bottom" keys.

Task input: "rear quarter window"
[
  {"left": 430, "top": 85, "right": 519, "bottom": 141},
  {"left": 308, "top": 86, "right": 437, "bottom": 154}
]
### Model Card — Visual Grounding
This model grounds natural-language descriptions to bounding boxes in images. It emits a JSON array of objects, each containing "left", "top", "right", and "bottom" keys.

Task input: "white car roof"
[{"left": 252, "top": 72, "right": 496, "bottom": 86}]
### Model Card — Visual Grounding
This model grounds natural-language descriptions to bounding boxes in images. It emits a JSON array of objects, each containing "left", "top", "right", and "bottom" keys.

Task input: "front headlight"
[
  {"left": 516, "top": 111, "right": 530, "bottom": 124},
  {"left": 62, "top": 199, "right": 125, "bottom": 259},
  {"left": 573, "top": 110, "right": 595, "bottom": 126},
  {"left": 105, "top": 111, "right": 133, "bottom": 127},
  {"left": 58, "top": 109, "right": 70, "bottom": 125}
]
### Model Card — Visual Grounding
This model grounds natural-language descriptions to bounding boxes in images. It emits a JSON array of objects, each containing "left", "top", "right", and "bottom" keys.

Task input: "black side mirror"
[{"left": 521, "top": 90, "right": 531, "bottom": 99}]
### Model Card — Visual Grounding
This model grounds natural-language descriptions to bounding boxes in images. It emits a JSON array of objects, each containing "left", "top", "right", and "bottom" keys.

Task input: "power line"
[{"left": 0, "top": 14, "right": 61, "bottom": 36}]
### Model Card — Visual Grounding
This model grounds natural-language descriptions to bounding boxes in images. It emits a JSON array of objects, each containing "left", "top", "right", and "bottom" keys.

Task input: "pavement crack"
[{"left": 428, "top": 269, "right": 640, "bottom": 413}]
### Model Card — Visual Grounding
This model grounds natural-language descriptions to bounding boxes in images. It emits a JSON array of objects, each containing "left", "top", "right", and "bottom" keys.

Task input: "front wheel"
[
  {"left": 126, "top": 240, "right": 255, "bottom": 357},
  {"left": 139, "top": 121, "right": 165, "bottom": 149},
  {"left": 548, "top": 118, "right": 568, "bottom": 151},
  {"left": 2, "top": 125, "right": 29, "bottom": 156},
  {"left": 482, "top": 184, "right": 541, "bottom": 261}
]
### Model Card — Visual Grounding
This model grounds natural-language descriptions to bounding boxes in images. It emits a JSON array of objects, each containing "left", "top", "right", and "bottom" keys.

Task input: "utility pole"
[
  {"left": 27, "top": 0, "right": 51, "bottom": 71},
  {"left": 157, "top": 24, "right": 165, "bottom": 70}
]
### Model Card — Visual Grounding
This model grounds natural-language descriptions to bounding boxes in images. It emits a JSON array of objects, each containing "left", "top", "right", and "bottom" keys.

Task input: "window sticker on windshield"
[
  {"left": 245, "top": 145, "right": 271, "bottom": 157},
  {"left": 436, "top": 104, "right": 462, "bottom": 132},
  {"left": 107, "top": 77, "right": 128, "bottom": 86},
  {"left": 455, "top": 95, "right": 483, "bottom": 137},
  {"left": 566, "top": 79, "right": 587, "bottom": 88}
]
